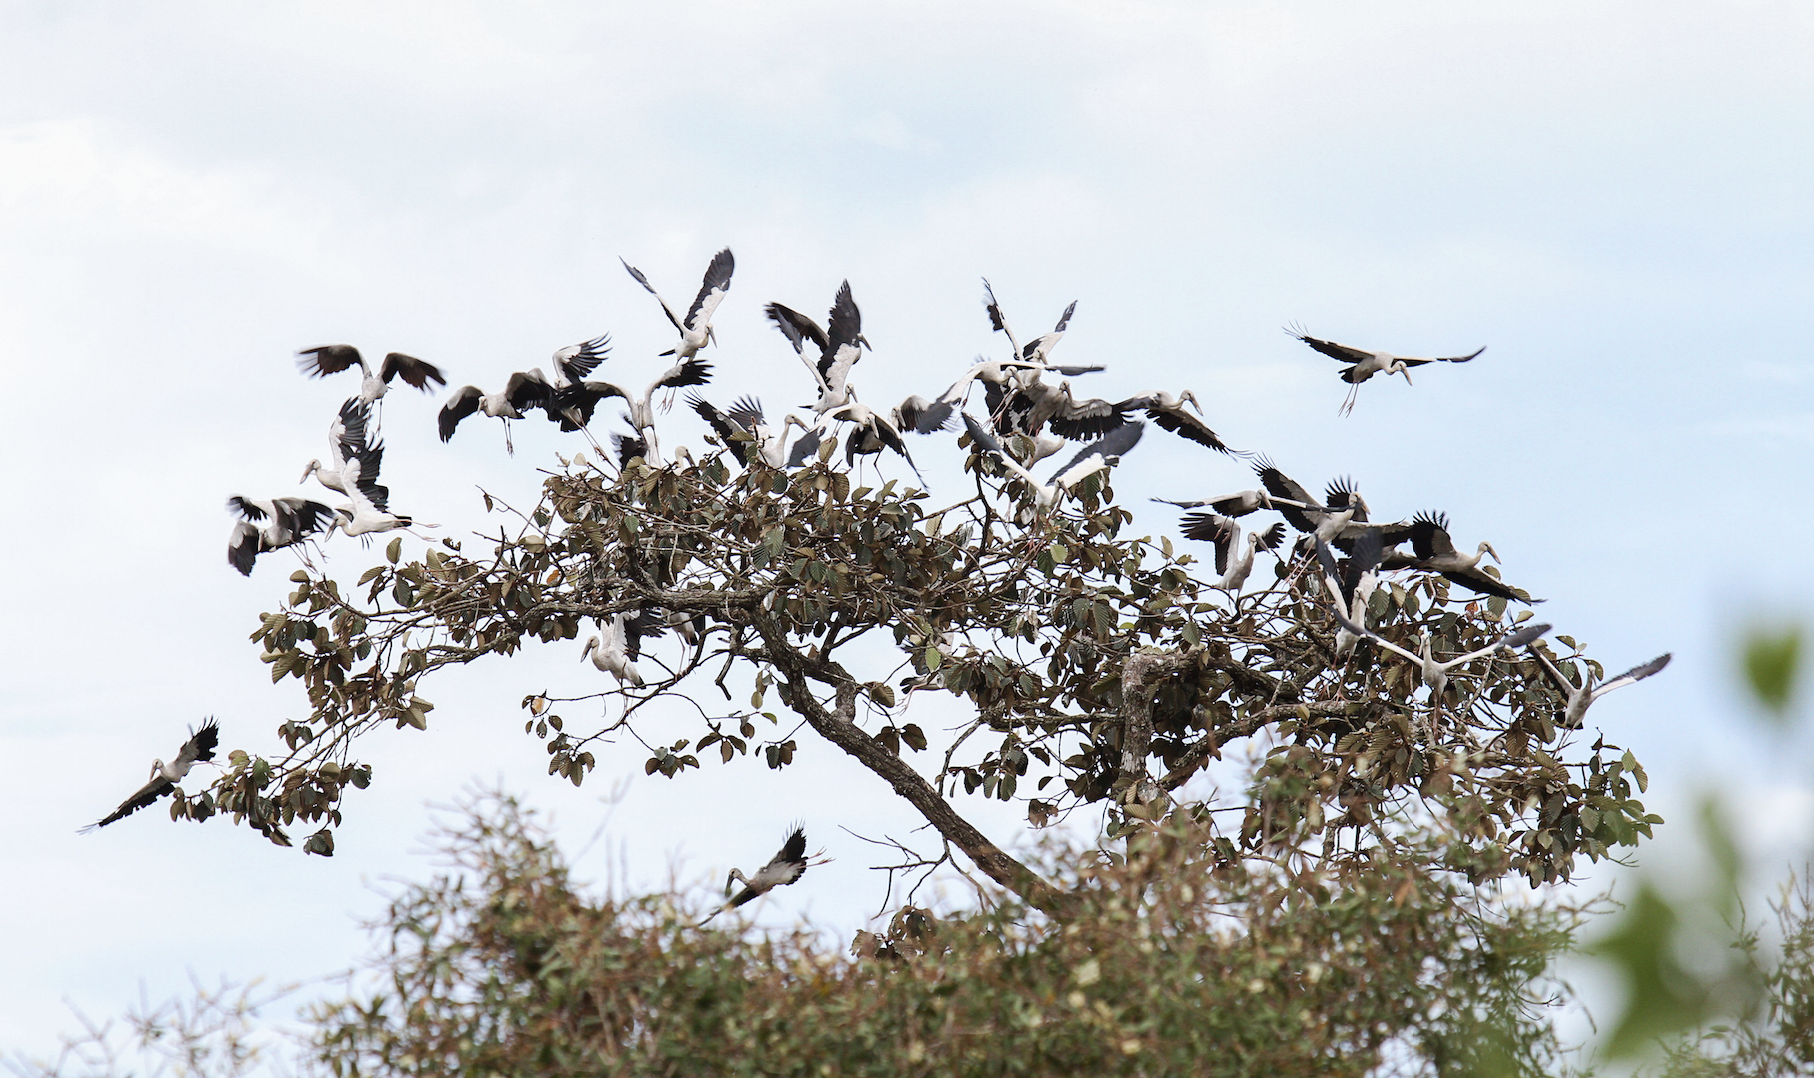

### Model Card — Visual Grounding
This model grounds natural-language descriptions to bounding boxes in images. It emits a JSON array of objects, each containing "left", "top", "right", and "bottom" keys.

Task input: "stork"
[
  {"left": 438, "top": 372, "right": 557, "bottom": 451},
  {"left": 992, "top": 379, "right": 1129, "bottom": 441},
  {"left": 1154, "top": 488, "right": 1321, "bottom": 519},
  {"left": 1320, "top": 529, "right": 1387, "bottom": 656},
  {"left": 551, "top": 347, "right": 714, "bottom": 466},
  {"left": 81, "top": 719, "right": 220, "bottom": 831},
  {"left": 767, "top": 282, "right": 866, "bottom": 415},
  {"left": 821, "top": 399, "right": 920, "bottom": 480},
  {"left": 1380, "top": 511, "right": 1538, "bottom": 603},
  {"left": 325, "top": 443, "right": 412, "bottom": 541},
  {"left": 300, "top": 398, "right": 374, "bottom": 497},
  {"left": 582, "top": 611, "right": 663, "bottom": 688},
  {"left": 964, "top": 412, "right": 1143, "bottom": 514},
  {"left": 297, "top": 345, "right": 445, "bottom": 405},
  {"left": 621, "top": 249, "right": 734, "bottom": 362},
  {"left": 1288, "top": 327, "right": 1485, "bottom": 416},
  {"left": 701, "top": 825, "right": 819, "bottom": 924},
  {"left": 1116, "top": 390, "right": 1243, "bottom": 456},
  {"left": 1527, "top": 648, "right": 1672, "bottom": 729},
  {"left": 227, "top": 496, "right": 333, "bottom": 576},
  {"left": 981, "top": 279, "right": 1082, "bottom": 368},
  {"left": 1184, "top": 513, "right": 1288, "bottom": 592},
  {"left": 688, "top": 394, "right": 812, "bottom": 469},
  {"left": 1318, "top": 541, "right": 1549, "bottom": 698}
]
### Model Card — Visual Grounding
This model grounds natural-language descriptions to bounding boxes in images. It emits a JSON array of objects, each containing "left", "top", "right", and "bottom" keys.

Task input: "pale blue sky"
[{"left": 2, "top": 0, "right": 1811, "bottom": 1062}]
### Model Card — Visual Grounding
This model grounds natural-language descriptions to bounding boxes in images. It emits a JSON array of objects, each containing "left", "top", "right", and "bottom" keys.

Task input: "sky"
[{"left": 2, "top": 0, "right": 1812, "bottom": 1065}]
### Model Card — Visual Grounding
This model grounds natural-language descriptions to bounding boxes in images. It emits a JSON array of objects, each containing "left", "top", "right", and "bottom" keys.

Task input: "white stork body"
[
  {"left": 438, "top": 371, "right": 558, "bottom": 451},
  {"left": 1317, "top": 541, "right": 1549, "bottom": 696},
  {"left": 689, "top": 395, "right": 810, "bottom": 469},
  {"left": 583, "top": 613, "right": 644, "bottom": 687},
  {"left": 964, "top": 412, "right": 1144, "bottom": 514},
  {"left": 622, "top": 249, "right": 734, "bottom": 361},
  {"left": 701, "top": 826, "right": 817, "bottom": 924},
  {"left": 300, "top": 397, "right": 373, "bottom": 497},
  {"left": 767, "top": 281, "right": 867, "bottom": 415},
  {"left": 1117, "top": 390, "right": 1242, "bottom": 456},
  {"left": 1289, "top": 328, "right": 1484, "bottom": 416},
  {"left": 227, "top": 496, "right": 333, "bottom": 575},
  {"left": 326, "top": 444, "right": 411, "bottom": 541},
  {"left": 297, "top": 345, "right": 446, "bottom": 404},
  {"left": 1379, "top": 512, "right": 1535, "bottom": 603},
  {"left": 82, "top": 719, "right": 220, "bottom": 831},
  {"left": 1529, "top": 649, "right": 1672, "bottom": 728}
]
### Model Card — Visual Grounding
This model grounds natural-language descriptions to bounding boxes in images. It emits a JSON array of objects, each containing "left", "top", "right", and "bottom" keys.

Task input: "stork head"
[
  {"left": 149, "top": 759, "right": 165, "bottom": 780},
  {"left": 1479, "top": 541, "right": 1500, "bottom": 564},
  {"left": 581, "top": 635, "right": 600, "bottom": 660},
  {"left": 299, "top": 459, "right": 321, "bottom": 484},
  {"left": 672, "top": 446, "right": 697, "bottom": 469},
  {"left": 1393, "top": 361, "right": 1414, "bottom": 385},
  {"left": 725, "top": 868, "right": 750, "bottom": 894},
  {"left": 1180, "top": 389, "right": 1202, "bottom": 414}
]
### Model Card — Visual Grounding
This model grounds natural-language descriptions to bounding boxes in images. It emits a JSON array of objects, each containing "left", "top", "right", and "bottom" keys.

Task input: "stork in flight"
[
  {"left": 1526, "top": 647, "right": 1671, "bottom": 728},
  {"left": 551, "top": 343, "right": 715, "bottom": 465},
  {"left": 981, "top": 279, "right": 1081, "bottom": 369},
  {"left": 1116, "top": 390, "right": 1243, "bottom": 456},
  {"left": 297, "top": 345, "right": 446, "bottom": 405},
  {"left": 81, "top": 719, "right": 220, "bottom": 831},
  {"left": 227, "top": 496, "right": 333, "bottom": 576},
  {"left": 300, "top": 398, "right": 374, "bottom": 497},
  {"left": 1319, "top": 540, "right": 1550, "bottom": 698},
  {"left": 438, "top": 372, "right": 558, "bottom": 451},
  {"left": 621, "top": 248, "right": 734, "bottom": 361},
  {"left": 822, "top": 399, "right": 921, "bottom": 480},
  {"left": 1288, "top": 326, "right": 1485, "bottom": 416},
  {"left": 964, "top": 412, "right": 1144, "bottom": 515},
  {"left": 766, "top": 281, "right": 867, "bottom": 415},
  {"left": 1183, "top": 513, "right": 1287, "bottom": 592},
  {"left": 701, "top": 825, "right": 823, "bottom": 924},
  {"left": 325, "top": 441, "right": 413, "bottom": 542},
  {"left": 688, "top": 394, "right": 812, "bottom": 469},
  {"left": 1380, "top": 511, "right": 1539, "bottom": 603}
]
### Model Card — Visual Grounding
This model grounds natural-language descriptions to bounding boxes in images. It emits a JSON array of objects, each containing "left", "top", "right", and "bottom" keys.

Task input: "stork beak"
[
  {"left": 299, "top": 461, "right": 316, "bottom": 484},
  {"left": 1399, "top": 368, "right": 1414, "bottom": 386},
  {"left": 1483, "top": 543, "right": 1500, "bottom": 564},
  {"left": 707, "top": 326, "right": 718, "bottom": 347}
]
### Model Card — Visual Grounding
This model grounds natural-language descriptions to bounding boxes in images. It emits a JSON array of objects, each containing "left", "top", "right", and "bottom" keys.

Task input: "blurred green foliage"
[{"left": 1744, "top": 625, "right": 1805, "bottom": 721}]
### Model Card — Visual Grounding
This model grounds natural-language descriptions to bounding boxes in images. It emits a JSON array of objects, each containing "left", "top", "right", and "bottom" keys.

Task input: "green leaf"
[
  {"left": 386, "top": 536, "right": 402, "bottom": 565},
  {"left": 1742, "top": 624, "right": 1803, "bottom": 719}
]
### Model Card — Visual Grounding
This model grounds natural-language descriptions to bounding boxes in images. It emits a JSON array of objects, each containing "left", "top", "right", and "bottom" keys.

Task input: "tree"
[{"left": 141, "top": 275, "right": 1666, "bottom": 1070}]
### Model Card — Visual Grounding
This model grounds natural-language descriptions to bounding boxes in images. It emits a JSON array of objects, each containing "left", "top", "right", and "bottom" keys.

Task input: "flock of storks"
[{"left": 86, "top": 248, "right": 1668, "bottom": 917}]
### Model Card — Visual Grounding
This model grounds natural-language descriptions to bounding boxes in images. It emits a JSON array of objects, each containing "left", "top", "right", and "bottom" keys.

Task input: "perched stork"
[
  {"left": 964, "top": 412, "right": 1143, "bottom": 513},
  {"left": 1289, "top": 327, "right": 1484, "bottom": 416},
  {"left": 688, "top": 394, "right": 811, "bottom": 469},
  {"left": 823, "top": 400, "right": 920, "bottom": 479},
  {"left": 81, "top": 719, "right": 220, "bottom": 831},
  {"left": 621, "top": 249, "right": 734, "bottom": 360},
  {"left": 1527, "top": 648, "right": 1671, "bottom": 728},
  {"left": 297, "top": 345, "right": 445, "bottom": 405},
  {"left": 438, "top": 372, "right": 557, "bottom": 450},
  {"left": 582, "top": 611, "right": 663, "bottom": 688},
  {"left": 1318, "top": 541, "right": 1549, "bottom": 697},
  {"left": 1380, "top": 511, "right": 1538, "bottom": 603},
  {"left": 1116, "top": 390, "right": 1242, "bottom": 456},
  {"left": 300, "top": 398, "right": 374, "bottom": 497},
  {"left": 701, "top": 825, "right": 816, "bottom": 923},
  {"left": 227, "top": 496, "right": 333, "bottom": 576},
  {"left": 767, "top": 281, "right": 866, "bottom": 414}
]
